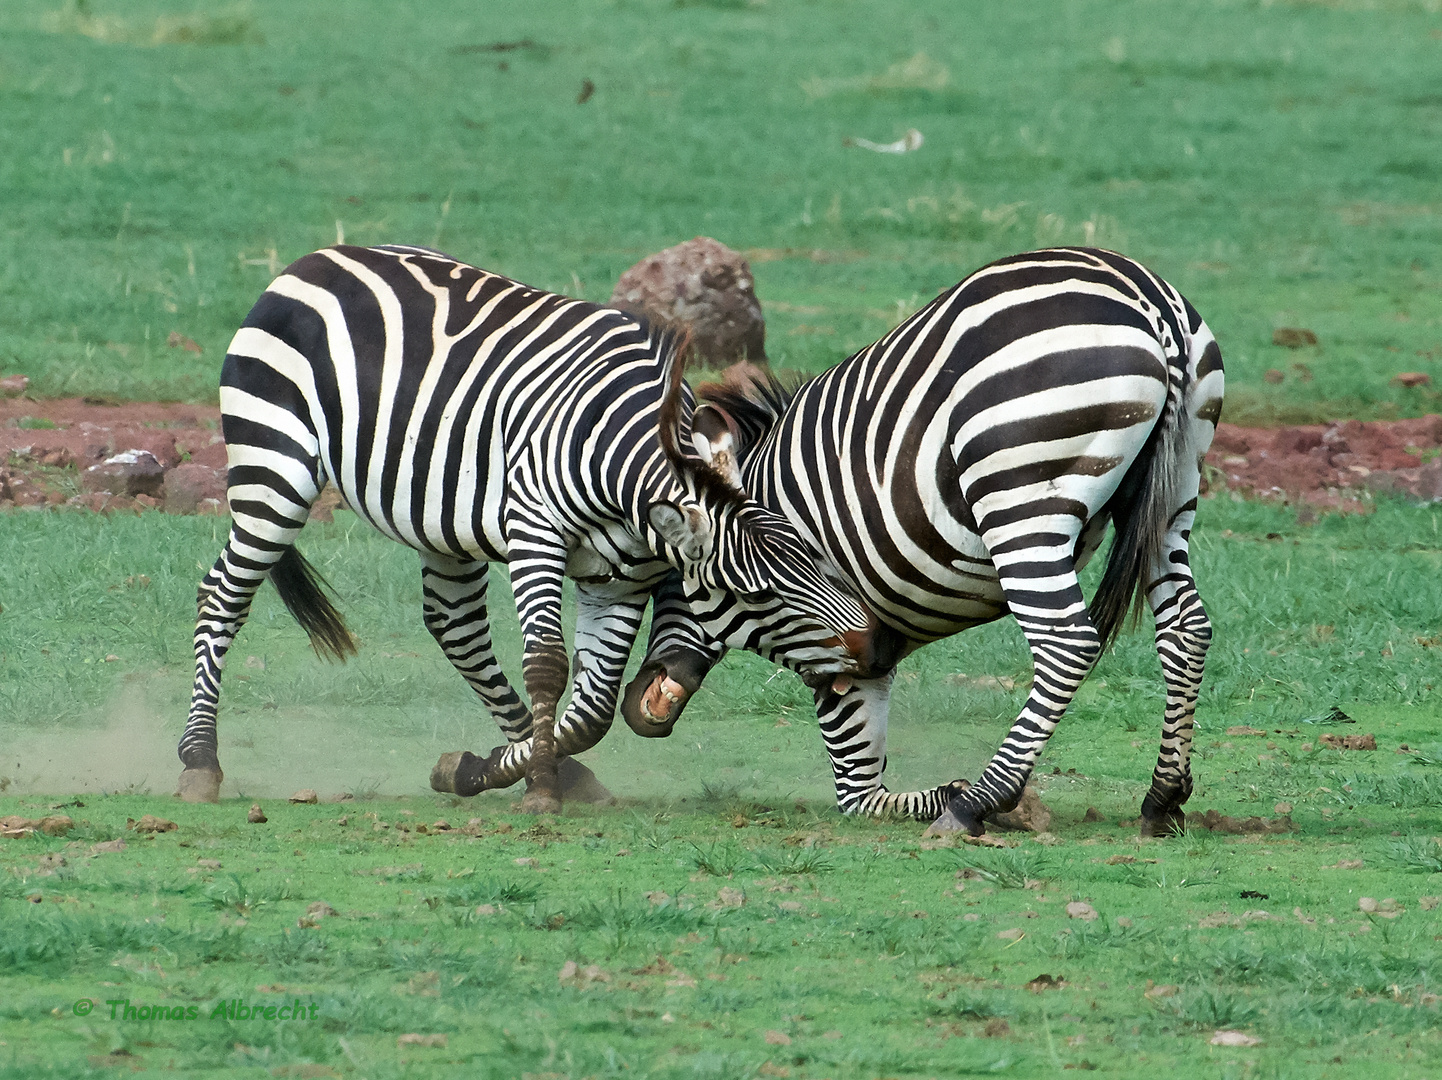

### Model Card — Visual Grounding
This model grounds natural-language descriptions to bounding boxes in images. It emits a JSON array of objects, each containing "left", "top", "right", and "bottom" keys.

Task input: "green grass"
[
  {"left": 1, "top": 0, "right": 1441, "bottom": 418},
  {"left": 2, "top": 496, "right": 1442, "bottom": 1076}
]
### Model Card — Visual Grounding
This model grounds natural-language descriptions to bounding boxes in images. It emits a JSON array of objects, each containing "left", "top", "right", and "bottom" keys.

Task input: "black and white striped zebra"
[
  {"left": 622, "top": 248, "right": 1224, "bottom": 836},
  {"left": 175, "top": 243, "right": 879, "bottom": 810}
]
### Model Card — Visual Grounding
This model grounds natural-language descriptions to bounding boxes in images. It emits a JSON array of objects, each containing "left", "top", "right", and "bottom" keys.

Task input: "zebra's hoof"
[
  {"left": 924, "top": 805, "right": 985, "bottom": 837},
  {"left": 430, "top": 751, "right": 490, "bottom": 797},
  {"left": 1139, "top": 809, "right": 1186, "bottom": 837},
  {"left": 176, "top": 767, "right": 223, "bottom": 804},
  {"left": 520, "top": 784, "right": 561, "bottom": 815}
]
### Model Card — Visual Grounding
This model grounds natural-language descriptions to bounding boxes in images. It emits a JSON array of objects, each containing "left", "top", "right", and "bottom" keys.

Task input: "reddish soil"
[{"left": 2, "top": 396, "right": 1441, "bottom": 516}]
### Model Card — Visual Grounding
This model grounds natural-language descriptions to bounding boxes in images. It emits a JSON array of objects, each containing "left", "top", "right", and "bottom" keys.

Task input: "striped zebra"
[
  {"left": 175, "top": 243, "right": 879, "bottom": 811},
  {"left": 622, "top": 248, "right": 1225, "bottom": 836}
]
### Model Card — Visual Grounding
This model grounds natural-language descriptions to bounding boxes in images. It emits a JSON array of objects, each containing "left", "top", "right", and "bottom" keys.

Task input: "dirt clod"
[
  {"left": 1272, "top": 327, "right": 1318, "bottom": 348},
  {"left": 1082, "top": 806, "right": 1104, "bottom": 823},
  {"left": 989, "top": 784, "right": 1051, "bottom": 833},
  {"left": 127, "top": 815, "right": 177, "bottom": 834},
  {"left": 1066, "top": 901, "right": 1099, "bottom": 921},
  {"left": 0, "top": 814, "right": 74, "bottom": 838},
  {"left": 1319, "top": 732, "right": 1377, "bottom": 751},
  {"left": 1190, "top": 809, "right": 1293, "bottom": 834},
  {"left": 289, "top": 789, "right": 319, "bottom": 804},
  {"left": 247, "top": 804, "right": 268, "bottom": 824}
]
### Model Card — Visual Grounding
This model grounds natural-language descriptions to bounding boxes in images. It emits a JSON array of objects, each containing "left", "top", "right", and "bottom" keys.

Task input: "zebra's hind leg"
[
  {"left": 179, "top": 512, "right": 341, "bottom": 800},
  {"left": 1138, "top": 499, "right": 1212, "bottom": 837},
  {"left": 932, "top": 570, "right": 1101, "bottom": 836}
]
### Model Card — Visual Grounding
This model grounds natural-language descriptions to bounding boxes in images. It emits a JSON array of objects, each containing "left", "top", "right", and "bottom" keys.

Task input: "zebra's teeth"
[{"left": 832, "top": 675, "right": 854, "bottom": 695}]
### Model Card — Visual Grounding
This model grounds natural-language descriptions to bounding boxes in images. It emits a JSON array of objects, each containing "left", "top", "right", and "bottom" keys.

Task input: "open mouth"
[{"left": 639, "top": 672, "right": 688, "bottom": 726}]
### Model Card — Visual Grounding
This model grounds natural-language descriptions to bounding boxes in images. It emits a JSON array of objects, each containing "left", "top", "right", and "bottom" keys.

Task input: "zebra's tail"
[
  {"left": 1089, "top": 385, "right": 1188, "bottom": 652},
  {"left": 269, "top": 547, "right": 357, "bottom": 662}
]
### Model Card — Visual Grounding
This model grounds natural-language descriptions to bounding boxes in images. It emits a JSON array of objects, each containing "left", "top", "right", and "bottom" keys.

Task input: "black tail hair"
[
  {"left": 269, "top": 547, "right": 357, "bottom": 662},
  {"left": 1089, "top": 396, "right": 1186, "bottom": 652}
]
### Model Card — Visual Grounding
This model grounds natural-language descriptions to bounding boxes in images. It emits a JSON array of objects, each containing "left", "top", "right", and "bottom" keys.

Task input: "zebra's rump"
[{"left": 747, "top": 248, "right": 1197, "bottom": 642}]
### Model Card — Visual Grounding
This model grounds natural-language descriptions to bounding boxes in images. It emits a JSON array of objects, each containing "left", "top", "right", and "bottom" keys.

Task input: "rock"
[
  {"left": 289, "top": 789, "right": 319, "bottom": 804},
  {"left": 247, "top": 804, "right": 268, "bottom": 824},
  {"left": 1065, "top": 901, "right": 1099, "bottom": 921},
  {"left": 1391, "top": 372, "right": 1432, "bottom": 389},
  {"left": 989, "top": 784, "right": 1051, "bottom": 832},
  {"left": 127, "top": 815, "right": 177, "bottom": 834},
  {"left": 0, "top": 374, "right": 29, "bottom": 397},
  {"left": 306, "top": 901, "right": 338, "bottom": 918},
  {"left": 1082, "top": 806, "right": 1105, "bottom": 823},
  {"left": 610, "top": 237, "right": 767, "bottom": 368},
  {"left": 82, "top": 450, "right": 165, "bottom": 497},
  {"left": 163, "top": 463, "right": 227, "bottom": 514},
  {"left": 1272, "top": 327, "right": 1317, "bottom": 348}
]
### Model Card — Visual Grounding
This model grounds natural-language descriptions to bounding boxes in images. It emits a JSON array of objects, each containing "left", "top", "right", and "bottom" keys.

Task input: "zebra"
[
  {"left": 174, "top": 243, "right": 881, "bottom": 812},
  {"left": 621, "top": 247, "right": 1225, "bottom": 836}
]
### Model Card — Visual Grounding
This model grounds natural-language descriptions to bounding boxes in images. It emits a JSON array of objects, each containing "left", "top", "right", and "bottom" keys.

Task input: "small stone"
[
  {"left": 1358, "top": 897, "right": 1378, "bottom": 913},
  {"left": 306, "top": 901, "right": 338, "bottom": 918},
  {"left": 247, "top": 804, "right": 268, "bottom": 824},
  {"left": 1082, "top": 806, "right": 1104, "bottom": 823},
  {"left": 514, "top": 857, "right": 538, "bottom": 868},
  {"left": 710, "top": 886, "right": 745, "bottom": 909},
  {"left": 1210, "top": 1030, "right": 1262, "bottom": 1047},
  {"left": 197, "top": 858, "right": 221, "bottom": 869},
  {"left": 1273, "top": 802, "right": 1293, "bottom": 815},
  {"left": 81, "top": 450, "right": 166, "bottom": 498},
  {"left": 996, "top": 928, "right": 1025, "bottom": 941},
  {"left": 1066, "top": 901, "right": 1099, "bottom": 921},
  {"left": 289, "top": 789, "right": 319, "bottom": 804},
  {"left": 763, "top": 1030, "right": 792, "bottom": 1046},
  {"left": 0, "top": 374, "right": 30, "bottom": 397}
]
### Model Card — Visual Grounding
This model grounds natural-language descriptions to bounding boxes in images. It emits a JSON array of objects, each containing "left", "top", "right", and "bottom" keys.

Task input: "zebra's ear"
[
  {"left": 648, "top": 500, "right": 712, "bottom": 563},
  {"left": 690, "top": 404, "right": 744, "bottom": 490}
]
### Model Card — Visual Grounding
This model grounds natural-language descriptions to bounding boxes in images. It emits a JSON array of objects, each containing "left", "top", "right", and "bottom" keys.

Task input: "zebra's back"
[{"left": 220, "top": 244, "right": 660, "bottom": 562}]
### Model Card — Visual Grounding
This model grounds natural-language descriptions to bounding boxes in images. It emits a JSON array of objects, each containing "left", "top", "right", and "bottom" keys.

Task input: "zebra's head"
[{"left": 632, "top": 355, "right": 883, "bottom": 733}]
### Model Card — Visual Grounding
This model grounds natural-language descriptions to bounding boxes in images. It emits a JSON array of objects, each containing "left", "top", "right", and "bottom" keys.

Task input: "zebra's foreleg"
[
  {"left": 932, "top": 574, "right": 1101, "bottom": 836},
  {"left": 1138, "top": 505, "right": 1212, "bottom": 836},
  {"left": 621, "top": 571, "right": 726, "bottom": 738},
  {"left": 504, "top": 534, "right": 573, "bottom": 814},
  {"left": 420, "top": 555, "right": 538, "bottom": 799},
  {"left": 441, "top": 584, "right": 650, "bottom": 800},
  {"left": 812, "top": 675, "right": 968, "bottom": 820}
]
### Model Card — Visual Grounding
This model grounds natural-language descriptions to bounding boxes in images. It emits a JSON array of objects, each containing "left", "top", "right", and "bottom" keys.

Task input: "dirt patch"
[
  {"left": 1209, "top": 415, "right": 1442, "bottom": 511},
  {"left": 4, "top": 400, "right": 1442, "bottom": 516}
]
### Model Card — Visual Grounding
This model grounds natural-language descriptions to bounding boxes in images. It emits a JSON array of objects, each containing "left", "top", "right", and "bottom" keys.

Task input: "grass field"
[
  {"left": 5, "top": 1, "right": 1442, "bottom": 1077},
  {"left": 2, "top": 0, "right": 1442, "bottom": 420},
  {"left": 2, "top": 496, "right": 1441, "bottom": 1077}
]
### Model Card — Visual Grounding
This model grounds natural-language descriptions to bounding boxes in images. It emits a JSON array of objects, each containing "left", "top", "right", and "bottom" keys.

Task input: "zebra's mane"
[
  {"left": 693, "top": 364, "right": 801, "bottom": 460},
  {"left": 655, "top": 332, "right": 750, "bottom": 509}
]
